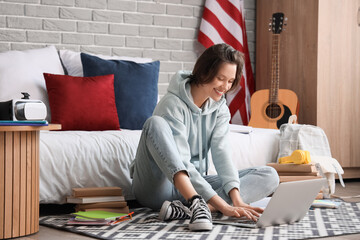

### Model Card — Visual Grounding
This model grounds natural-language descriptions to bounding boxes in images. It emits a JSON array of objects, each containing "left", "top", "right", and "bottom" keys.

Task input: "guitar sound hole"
[{"left": 266, "top": 104, "right": 281, "bottom": 118}]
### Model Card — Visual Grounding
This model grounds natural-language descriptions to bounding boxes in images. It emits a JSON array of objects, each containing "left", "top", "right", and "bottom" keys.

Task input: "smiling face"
[
  {"left": 189, "top": 44, "right": 244, "bottom": 108},
  {"left": 204, "top": 62, "right": 237, "bottom": 102},
  {"left": 191, "top": 62, "right": 237, "bottom": 108}
]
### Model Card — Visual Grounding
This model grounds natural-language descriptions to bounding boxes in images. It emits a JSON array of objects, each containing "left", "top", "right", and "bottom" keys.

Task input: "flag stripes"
[{"left": 198, "top": 0, "right": 254, "bottom": 125}]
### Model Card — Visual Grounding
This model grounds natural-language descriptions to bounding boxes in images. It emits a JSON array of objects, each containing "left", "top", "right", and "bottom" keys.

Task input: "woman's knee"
[
  {"left": 143, "top": 116, "right": 170, "bottom": 133},
  {"left": 262, "top": 166, "right": 280, "bottom": 191}
]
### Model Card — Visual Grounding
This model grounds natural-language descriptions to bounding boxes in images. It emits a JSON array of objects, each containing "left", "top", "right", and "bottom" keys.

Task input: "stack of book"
[
  {"left": 66, "top": 186, "right": 129, "bottom": 213},
  {"left": 267, "top": 163, "right": 324, "bottom": 199}
]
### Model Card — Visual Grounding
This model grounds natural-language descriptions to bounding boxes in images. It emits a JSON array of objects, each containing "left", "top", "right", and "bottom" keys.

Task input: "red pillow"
[{"left": 44, "top": 73, "right": 120, "bottom": 131}]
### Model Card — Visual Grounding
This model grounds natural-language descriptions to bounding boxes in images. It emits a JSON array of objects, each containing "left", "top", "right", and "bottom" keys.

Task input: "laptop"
[{"left": 213, "top": 178, "right": 327, "bottom": 228}]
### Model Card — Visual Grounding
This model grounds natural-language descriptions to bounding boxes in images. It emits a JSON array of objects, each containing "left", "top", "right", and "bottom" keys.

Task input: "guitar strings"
[{"left": 270, "top": 34, "right": 280, "bottom": 118}]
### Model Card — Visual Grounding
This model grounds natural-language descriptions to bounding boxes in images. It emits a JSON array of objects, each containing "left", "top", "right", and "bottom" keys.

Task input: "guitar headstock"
[{"left": 269, "top": 12, "right": 287, "bottom": 34}]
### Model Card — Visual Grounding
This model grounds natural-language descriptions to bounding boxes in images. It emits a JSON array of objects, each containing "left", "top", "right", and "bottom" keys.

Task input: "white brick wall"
[{"left": 0, "top": 0, "right": 256, "bottom": 96}]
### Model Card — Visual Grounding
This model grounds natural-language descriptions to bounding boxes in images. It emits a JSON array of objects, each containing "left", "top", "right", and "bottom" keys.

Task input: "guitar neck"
[{"left": 270, "top": 34, "right": 280, "bottom": 104}]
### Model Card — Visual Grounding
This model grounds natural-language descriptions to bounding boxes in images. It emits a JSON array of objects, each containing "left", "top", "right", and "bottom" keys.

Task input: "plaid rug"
[{"left": 40, "top": 202, "right": 360, "bottom": 240}]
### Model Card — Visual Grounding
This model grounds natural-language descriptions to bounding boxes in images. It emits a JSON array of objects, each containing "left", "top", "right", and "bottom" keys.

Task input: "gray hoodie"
[{"left": 153, "top": 70, "right": 240, "bottom": 202}]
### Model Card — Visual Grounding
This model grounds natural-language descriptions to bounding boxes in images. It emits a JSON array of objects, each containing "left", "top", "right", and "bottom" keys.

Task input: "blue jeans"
[{"left": 131, "top": 116, "right": 279, "bottom": 210}]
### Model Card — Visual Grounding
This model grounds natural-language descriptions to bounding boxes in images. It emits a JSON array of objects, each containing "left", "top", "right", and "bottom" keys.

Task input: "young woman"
[{"left": 130, "top": 43, "right": 279, "bottom": 231}]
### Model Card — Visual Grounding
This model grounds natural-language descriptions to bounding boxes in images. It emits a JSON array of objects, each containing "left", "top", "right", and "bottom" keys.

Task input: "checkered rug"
[{"left": 40, "top": 202, "right": 360, "bottom": 240}]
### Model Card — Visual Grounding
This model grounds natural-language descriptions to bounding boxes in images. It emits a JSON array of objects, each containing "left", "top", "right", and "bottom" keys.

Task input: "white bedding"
[
  {"left": 209, "top": 127, "right": 280, "bottom": 174},
  {"left": 39, "top": 126, "right": 280, "bottom": 204}
]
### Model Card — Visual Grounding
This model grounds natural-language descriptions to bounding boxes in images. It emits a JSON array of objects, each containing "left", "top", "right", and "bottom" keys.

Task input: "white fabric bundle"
[{"left": 311, "top": 156, "right": 345, "bottom": 197}]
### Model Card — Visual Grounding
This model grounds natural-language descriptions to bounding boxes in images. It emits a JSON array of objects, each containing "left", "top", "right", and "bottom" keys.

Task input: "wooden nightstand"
[{"left": 0, "top": 124, "right": 61, "bottom": 239}]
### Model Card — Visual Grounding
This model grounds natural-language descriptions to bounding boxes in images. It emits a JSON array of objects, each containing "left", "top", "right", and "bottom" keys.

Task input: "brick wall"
[{"left": 0, "top": 0, "right": 256, "bottom": 96}]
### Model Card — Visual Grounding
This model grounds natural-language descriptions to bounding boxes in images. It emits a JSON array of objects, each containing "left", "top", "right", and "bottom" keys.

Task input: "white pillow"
[
  {"left": 59, "top": 50, "right": 153, "bottom": 77},
  {"left": 0, "top": 46, "right": 64, "bottom": 121}
]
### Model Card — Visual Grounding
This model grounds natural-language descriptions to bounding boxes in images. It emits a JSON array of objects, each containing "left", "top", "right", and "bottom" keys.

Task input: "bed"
[{"left": 39, "top": 126, "right": 280, "bottom": 204}]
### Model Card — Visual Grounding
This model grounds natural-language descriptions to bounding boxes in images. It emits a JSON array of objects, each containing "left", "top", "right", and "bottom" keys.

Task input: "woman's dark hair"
[{"left": 189, "top": 43, "right": 244, "bottom": 92}]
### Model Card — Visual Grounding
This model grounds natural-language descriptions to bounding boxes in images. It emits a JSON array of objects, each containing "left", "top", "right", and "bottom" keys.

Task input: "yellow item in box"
[{"left": 279, "top": 150, "right": 311, "bottom": 164}]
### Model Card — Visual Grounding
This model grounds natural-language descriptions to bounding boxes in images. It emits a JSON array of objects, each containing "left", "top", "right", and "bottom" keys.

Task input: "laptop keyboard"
[
  {"left": 212, "top": 211, "right": 261, "bottom": 226},
  {"left": 235, "top": 219, "right": 257, "bottom": 224},
  {"left": 212, "top": 212, "right": 259, "bottom": 226}
]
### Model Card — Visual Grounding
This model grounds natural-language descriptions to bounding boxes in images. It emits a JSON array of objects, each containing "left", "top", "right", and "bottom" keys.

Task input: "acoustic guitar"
[{"left": 249, "top": 12, "right": 299, "bottom": 129}]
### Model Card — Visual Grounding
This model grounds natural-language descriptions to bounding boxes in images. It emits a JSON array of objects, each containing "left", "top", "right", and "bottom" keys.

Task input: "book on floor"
[
  {"left": 67, "top": 211, "right": 134, "bottom": 226},
  {"left": 71, "top": 210, "right": 131, "bottom": 221},
  {"left": 75, "top": 206, "right": 130, "bottom": 213},
  {"left": 75, "top": 201, "right": 128, "bottom": 209},
  {"left": 279, "top": 175, "right": 323, "bottom": 183},
  {"left": 277, "top": 171, "right": 319, "bottom": 176},
  {"left": 267, "top": 163, "right": 317, "bottom": 173},
  {"left": 66, "top": 195, "right": 125, "bottom": 204},
  {"left": 311, "top": 199, "right": 342, "bottom": 208},
  {"left": 72, "top": 186, "right": 123, "bottom": 197}
]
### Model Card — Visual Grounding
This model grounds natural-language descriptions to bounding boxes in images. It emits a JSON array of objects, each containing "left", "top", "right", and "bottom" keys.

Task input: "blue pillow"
[{"left": 81, "top": 53, "right": 159, "bottom": 130}]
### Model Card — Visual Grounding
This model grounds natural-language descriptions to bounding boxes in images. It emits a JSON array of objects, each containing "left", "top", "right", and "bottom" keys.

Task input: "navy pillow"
[{"left": 81, "top": 53, "right": 159, "bottom": 130}]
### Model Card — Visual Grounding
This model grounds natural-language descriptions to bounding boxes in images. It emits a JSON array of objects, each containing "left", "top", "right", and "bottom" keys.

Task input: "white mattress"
[
  {"left": 209, "top": 127, "right": 280, "bottom": 174},
  {"left": 39, "top": 126, "right": 280, "bottom": 204}
]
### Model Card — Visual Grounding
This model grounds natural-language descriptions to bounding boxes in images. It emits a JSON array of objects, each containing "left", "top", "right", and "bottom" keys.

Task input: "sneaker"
[
  {"left": 159, "top": 200, "right": 190, "bottom": 221},
  {"left": 188, "top": 195, "right": 213, "bottom": 231}
]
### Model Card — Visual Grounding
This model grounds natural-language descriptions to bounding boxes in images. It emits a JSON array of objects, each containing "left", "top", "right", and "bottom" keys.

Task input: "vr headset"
[{"left": 0, "top": 92, "right": 47, "bottom": 121}]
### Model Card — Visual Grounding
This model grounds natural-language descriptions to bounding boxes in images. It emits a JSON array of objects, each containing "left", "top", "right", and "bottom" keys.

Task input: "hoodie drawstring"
[
  {"left": 198, "top": 111, "right": 208, "bottom": 176},
  {"left": 198, "top": 112, "right": 203, "bottom": 176},
  {"left": 204, "top": 126, "right": 208, "bottom": 176}
]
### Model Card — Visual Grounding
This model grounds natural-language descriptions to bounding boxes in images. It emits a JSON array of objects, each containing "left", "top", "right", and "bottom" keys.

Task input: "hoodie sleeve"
[
  {"left": 159, "top": 101, "right": 218, "bottom": 202},
  {"left": 210, "top": 102, "right": 240, "bottom": 196}
]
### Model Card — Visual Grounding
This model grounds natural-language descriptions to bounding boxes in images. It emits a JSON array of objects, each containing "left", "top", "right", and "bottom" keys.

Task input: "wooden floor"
[{"left": 18, "top": 180, "right": 360, "bottom": 240}]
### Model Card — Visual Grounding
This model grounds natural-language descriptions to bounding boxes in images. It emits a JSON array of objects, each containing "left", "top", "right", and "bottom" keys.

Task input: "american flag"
[{"left": 198, "top": 0, "right": 254, "bottom": 125}]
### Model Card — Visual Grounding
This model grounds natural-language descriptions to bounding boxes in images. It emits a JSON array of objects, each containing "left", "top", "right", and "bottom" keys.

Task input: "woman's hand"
[
  {"left": 208, "top": 193, "right": 264, "bottom": 221},
  {"left": 221, "top": 204, "right": 263, "bottom": 221},
  {"left": 228, "top": 187, "right": 264, "bottom": 220}
]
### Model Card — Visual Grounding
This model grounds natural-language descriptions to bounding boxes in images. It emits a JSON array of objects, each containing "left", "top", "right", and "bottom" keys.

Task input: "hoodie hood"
[{"left": 167, "top": 70, "right": 226, "bottom": 115}]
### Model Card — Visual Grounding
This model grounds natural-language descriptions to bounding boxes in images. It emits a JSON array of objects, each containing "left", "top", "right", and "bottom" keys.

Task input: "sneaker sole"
[
  {"left": 189, "top": 222, "right": 213, "bottom": 231},
  {"left": 159, "top": 201, "right": 171, "bottom": 221}
]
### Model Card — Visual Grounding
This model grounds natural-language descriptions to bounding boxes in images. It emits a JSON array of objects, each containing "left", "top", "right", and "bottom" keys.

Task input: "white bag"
[
  {"left": 278, "top": 124, "right": 332, "bottom": 159},
  {"left": 278, "top": 124, "right": 345, "bottom": 197}
]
